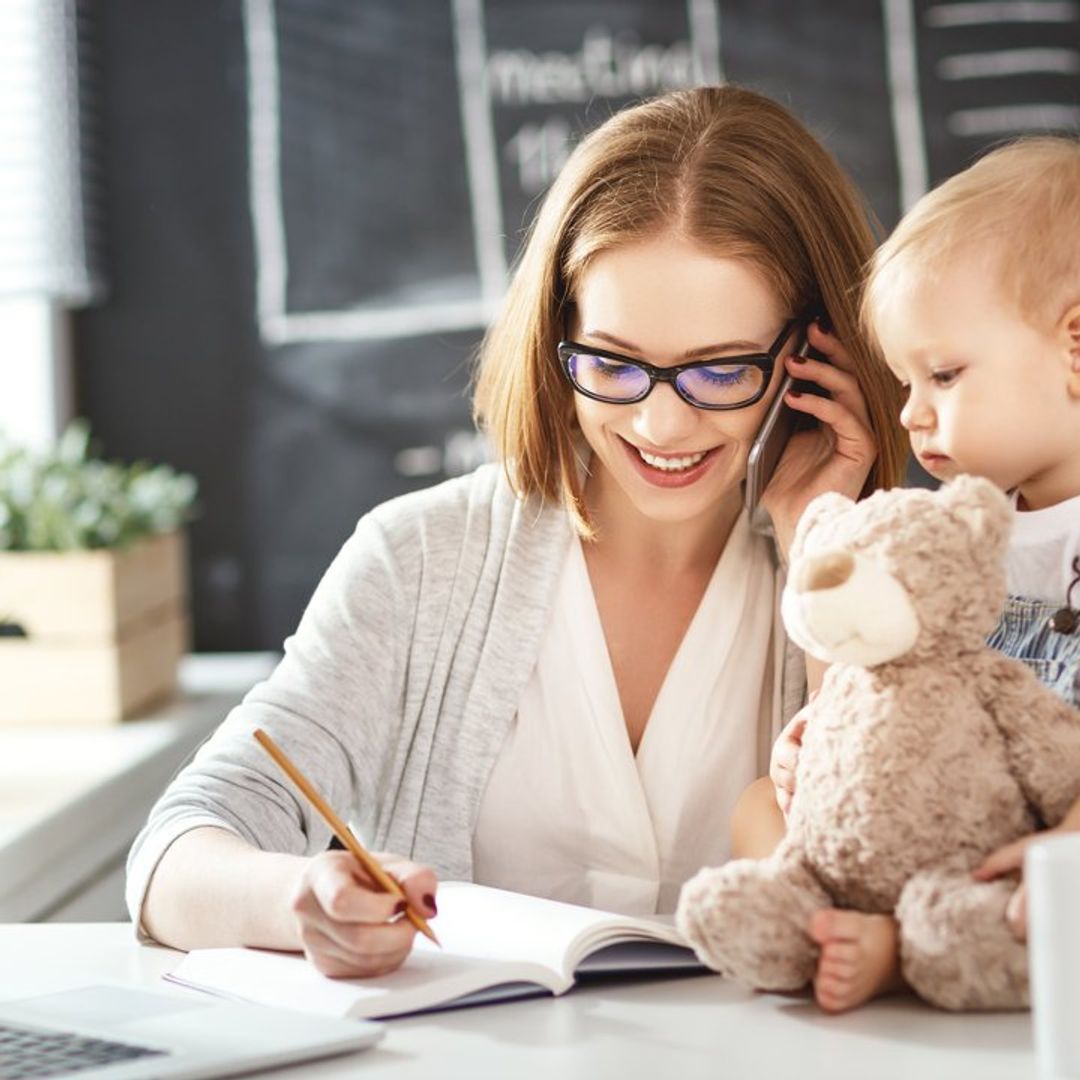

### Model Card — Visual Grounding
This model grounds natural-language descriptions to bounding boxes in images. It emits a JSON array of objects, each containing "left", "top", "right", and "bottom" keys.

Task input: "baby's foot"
[{"left": 808, "top": 908, "right": 905, "bottom": 1013}]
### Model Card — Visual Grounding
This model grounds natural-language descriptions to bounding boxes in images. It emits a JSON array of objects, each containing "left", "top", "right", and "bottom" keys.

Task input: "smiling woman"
[
  {"left": 129, "top": 85, "right": 905, "bottom": 981},
  {"left": 563, "top": 234, "right": 797, "bottom": 531}
]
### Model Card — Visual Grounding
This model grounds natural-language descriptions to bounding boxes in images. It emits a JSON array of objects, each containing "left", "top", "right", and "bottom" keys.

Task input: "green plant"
[{"left": 0, "top": 421, "right": 198, "bottom": 551}]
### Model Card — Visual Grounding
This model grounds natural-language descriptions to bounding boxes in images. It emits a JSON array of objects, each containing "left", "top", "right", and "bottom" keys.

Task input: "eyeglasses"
[{"left": 557, "top": 320, "right": 797, "bottom": 410}]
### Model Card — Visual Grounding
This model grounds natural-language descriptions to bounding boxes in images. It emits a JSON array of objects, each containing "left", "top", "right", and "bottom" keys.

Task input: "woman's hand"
[
  {"left": 290, "top": 850, "right": 438, "bottom": 977},
  {"left": 770, "top": 707, "right": 809, "bottom": 818},
  {"left": 761, "top": 321, "right": 878, "bottom": 557}
]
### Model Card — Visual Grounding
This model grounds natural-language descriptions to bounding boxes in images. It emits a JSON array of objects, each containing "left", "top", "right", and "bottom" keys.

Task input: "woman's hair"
[
  {"left": 862, "top": 135, "right": 1080, "bottom": 346},
  {"left": 473, "top": 84, "right": 906, "bottom": 534}
]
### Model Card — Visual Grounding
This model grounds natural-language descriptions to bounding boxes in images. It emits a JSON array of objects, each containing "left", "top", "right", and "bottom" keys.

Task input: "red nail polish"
[
  {"left": 422, "top": 893, "right": 437, "bottom": 916},
  {"left": 393, "top": 899, "right": 407, "bottom": 915}
]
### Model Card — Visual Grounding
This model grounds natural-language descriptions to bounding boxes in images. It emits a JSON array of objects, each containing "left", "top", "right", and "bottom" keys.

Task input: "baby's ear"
[
  {"left": 1060, "top": 301, "right": 1080, "bottom": 399},
  {"left": 790, "top": 491, "right": 854, "bottom": 561},
  {"left": 942, "top": 474, "right": 1012, "bottom": 545}
]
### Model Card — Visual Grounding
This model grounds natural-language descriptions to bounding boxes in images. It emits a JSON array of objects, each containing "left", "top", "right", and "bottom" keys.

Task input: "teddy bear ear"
[
  {"left": 790, "top": 491, "right": 855, "bottom": 559},
  {"left": 941, "top": 474, "right": 1012, "bottom": 542}
]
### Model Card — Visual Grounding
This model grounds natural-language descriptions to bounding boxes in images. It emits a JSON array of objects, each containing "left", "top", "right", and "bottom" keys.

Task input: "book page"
[
  {"left": 423, "top": 883, "right": 688, "bottom": 982},
  {"left": 165, "top": 882, "right": 692, "bottom": 1019},
  {"left": 166, "top": 945, "right": 561, "bottom": 1020}
]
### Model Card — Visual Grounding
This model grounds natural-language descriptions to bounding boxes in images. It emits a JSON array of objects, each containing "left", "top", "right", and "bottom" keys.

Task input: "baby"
[{"left": 754, "top": 135, "right": 1080, "bottom": 1012}]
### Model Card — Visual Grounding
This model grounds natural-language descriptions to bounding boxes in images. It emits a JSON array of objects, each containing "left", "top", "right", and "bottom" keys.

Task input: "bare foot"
[{"left": 808, "top": 908, "right": 906, "bottom": 1013}]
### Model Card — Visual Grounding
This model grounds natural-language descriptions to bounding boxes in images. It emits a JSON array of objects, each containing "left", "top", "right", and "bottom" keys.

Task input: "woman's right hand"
[
  {"left": 770, "top": 709, "right": 808, "bottom": 818},
  {"left": 290, "top": 850, "right": 438, "bottom": 977}
]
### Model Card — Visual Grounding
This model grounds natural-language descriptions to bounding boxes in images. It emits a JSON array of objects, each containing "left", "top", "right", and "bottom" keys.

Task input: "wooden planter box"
[{"left": 0, "top": 531, "right": 189, "bottom": 725}]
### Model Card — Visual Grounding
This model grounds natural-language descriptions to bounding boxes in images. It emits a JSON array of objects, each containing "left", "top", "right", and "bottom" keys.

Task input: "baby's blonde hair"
[{"left": 863, "top": 136, "right": 1080, "bottom": 347}]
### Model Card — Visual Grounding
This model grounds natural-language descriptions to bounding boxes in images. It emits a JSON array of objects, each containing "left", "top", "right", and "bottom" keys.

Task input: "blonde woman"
[{"left": 129, "top": 85, "right": 905, "bottom": 979}]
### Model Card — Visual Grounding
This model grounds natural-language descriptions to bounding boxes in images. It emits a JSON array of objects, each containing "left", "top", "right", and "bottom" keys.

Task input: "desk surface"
[{"left": 0, "top": 923, "right": 1036, "bottom": 1079}]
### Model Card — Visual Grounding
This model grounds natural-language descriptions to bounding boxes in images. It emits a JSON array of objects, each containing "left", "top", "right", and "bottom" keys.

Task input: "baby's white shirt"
[{"left": 1007, "top": 491, "right": 1080, "bottom": 603}]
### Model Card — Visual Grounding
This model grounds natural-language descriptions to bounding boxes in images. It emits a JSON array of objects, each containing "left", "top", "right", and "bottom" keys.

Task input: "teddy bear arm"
[{"left": 979, "top": 656, "right": 1080, "bottom": 826}]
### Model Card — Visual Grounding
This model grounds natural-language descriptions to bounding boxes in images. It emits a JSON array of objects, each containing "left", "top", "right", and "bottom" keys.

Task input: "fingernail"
[
  {"left": 789, "top": 354, "right": 807, "bottom": 364},
  {"left": 422, "top": 893, "right": 437, "bottom": 916},
  {"left": 393, "top": 900, "right": 407, "bottom": 915},
  {"left": 787, "top": 389, "right": 803, "bottom": 398}
]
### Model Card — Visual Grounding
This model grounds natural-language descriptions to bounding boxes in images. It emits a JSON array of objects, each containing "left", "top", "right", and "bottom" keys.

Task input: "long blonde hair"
[{"left": 474, "top": 85, "right": 906, "bottom": 534}]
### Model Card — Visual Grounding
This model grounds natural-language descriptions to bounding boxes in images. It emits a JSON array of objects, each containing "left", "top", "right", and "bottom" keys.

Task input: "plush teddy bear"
[{"left": 676, "top": 475, "right": 1080, "bottom": 1010}]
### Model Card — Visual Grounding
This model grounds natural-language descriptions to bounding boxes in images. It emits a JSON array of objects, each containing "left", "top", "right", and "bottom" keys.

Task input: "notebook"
[
  {"left": 0, "top": 982, "right": 383, "bottom": 1079},
  {"left": 165, "top": 882, "right": 705, "bottom": 1020}
]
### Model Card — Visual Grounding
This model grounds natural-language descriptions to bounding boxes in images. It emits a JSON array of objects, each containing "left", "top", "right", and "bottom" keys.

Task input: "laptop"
[{"left": 0, "top": 982, "right": 384, "bottom": 1078}]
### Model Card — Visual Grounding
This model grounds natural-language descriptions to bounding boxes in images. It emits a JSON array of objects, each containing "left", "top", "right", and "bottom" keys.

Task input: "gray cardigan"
[{"left": 126, "top": 463, "right": 806, "bottom": 928}]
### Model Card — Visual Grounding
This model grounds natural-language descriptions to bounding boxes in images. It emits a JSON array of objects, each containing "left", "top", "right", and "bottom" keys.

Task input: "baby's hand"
[
  {"left": 973, "top": 835, "right": 1033, "bottom": 941},
  {"left": 770, "top": 708, "right": 808, "bottom": 818},
  {"left": 976, "top": 800, "right": 1080, "bottom": 942}
]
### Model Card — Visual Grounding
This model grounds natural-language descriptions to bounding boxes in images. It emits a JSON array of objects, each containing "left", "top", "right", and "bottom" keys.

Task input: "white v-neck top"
[{"left": 471, "top": 509, "right": 776, "bottom": 916}]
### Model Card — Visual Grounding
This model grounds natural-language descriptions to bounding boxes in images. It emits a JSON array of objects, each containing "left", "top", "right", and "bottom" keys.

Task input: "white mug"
[{"left": 1027, "top": 833, "right": 1080, "bottom": 1079}]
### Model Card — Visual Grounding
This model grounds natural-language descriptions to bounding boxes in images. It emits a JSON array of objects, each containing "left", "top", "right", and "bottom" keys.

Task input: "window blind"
[{"left": 0, "top": 0, "right": 102, "bottom": 305}]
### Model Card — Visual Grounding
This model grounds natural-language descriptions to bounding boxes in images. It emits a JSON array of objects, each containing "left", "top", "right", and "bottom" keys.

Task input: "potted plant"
[{"left": 0, "top": 422, "right": 198, "bottom": 725}]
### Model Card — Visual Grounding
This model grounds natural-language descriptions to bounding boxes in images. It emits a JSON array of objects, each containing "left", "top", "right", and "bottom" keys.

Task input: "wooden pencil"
[{"left": 253, "top": 727, "right": 439, "bottom": 946}]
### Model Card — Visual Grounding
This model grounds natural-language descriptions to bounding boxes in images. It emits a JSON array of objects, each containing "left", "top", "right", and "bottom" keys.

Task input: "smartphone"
[{"left": 744, "top": 327, "right": 823, "bottom": 520}]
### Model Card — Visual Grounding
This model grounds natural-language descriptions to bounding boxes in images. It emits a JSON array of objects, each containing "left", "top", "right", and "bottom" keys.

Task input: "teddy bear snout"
[
  {"left": 782, "top": 550, "right": 922, "bottom": 667},
  {"left": 791, "top": 550, "right": 856, "bottom": 594}
]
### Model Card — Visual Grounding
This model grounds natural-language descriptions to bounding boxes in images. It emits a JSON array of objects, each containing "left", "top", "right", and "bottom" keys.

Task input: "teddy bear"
[{"left": 676, "top": 475, "right": 1080, "bottom": 1010}]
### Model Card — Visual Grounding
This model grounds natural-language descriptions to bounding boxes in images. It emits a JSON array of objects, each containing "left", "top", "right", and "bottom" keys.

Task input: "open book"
[{"left": 164, "top": 882, "right": 705, "bottom": 1019}]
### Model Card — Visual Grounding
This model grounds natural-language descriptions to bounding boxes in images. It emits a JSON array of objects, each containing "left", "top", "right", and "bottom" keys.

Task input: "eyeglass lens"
[{"left": 565, "top": 352, "right": 767, "bottom": 407}]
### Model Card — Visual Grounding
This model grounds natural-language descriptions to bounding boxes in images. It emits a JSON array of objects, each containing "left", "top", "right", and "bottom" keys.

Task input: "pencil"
[{"left": 252, "top": 727, "right": 440, "bottom": 946}]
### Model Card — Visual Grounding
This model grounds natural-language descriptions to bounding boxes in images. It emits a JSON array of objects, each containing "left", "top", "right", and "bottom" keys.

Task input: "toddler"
[{"left": 759, "top": 135, "right": 1080, "bottom": 1012}]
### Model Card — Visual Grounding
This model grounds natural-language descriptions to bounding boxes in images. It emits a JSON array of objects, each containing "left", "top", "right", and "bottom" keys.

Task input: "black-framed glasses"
[{"left": 557, "top": 319, "right": 797, "bottom": 411}]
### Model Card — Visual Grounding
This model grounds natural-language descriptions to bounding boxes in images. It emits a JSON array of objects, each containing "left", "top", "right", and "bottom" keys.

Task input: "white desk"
[
  {"left": 0, "top": 923, "right": 1037, "bottom": 1079},
  {"left": 0, "top": 654, "right": 277, "bottom": 922}
]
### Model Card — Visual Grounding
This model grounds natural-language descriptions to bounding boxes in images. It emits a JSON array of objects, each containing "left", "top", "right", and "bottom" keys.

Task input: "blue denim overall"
[{"left": 987, "top": 596, "right": 1080, "bottom": 708}]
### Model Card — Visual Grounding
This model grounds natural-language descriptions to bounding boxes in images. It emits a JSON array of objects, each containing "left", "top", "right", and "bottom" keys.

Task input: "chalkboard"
[{"left": 74, "top": 0, "right": 1080, "bottom": 649}]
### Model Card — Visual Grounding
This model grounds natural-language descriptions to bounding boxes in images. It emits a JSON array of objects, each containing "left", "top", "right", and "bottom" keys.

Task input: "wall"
[{"left": 74, "top": 0, "right": 1080, "bottom": 648}]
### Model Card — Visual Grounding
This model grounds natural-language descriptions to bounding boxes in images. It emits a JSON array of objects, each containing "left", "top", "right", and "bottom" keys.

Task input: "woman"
[{"left": 128, "top": 85, "right": 905, "bottom": 979}]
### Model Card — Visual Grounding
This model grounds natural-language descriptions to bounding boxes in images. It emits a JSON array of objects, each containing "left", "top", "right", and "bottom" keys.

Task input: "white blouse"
[{"left": 471, "top": 509, "right": 776, "bottom": 916}]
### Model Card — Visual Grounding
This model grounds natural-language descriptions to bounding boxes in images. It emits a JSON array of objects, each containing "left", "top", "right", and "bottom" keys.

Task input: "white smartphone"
[{"left": 744, "top": 328, "right": 818, "bottom": 519}]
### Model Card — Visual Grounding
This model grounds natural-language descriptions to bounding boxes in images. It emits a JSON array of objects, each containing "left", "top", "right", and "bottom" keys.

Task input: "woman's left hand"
[{"left": 760, "top": 321, "right": 878, "bottom": 557}]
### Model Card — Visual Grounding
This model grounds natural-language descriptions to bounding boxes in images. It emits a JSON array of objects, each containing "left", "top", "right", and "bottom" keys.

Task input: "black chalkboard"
[{"left": 74, "top": 0, "right": 1080, "bottom": 649}]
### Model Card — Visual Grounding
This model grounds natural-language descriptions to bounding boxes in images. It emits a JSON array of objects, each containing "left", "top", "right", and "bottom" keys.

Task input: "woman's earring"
[{"left": 1048, "top": 556, "right": 1080, "bottom": 634}]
